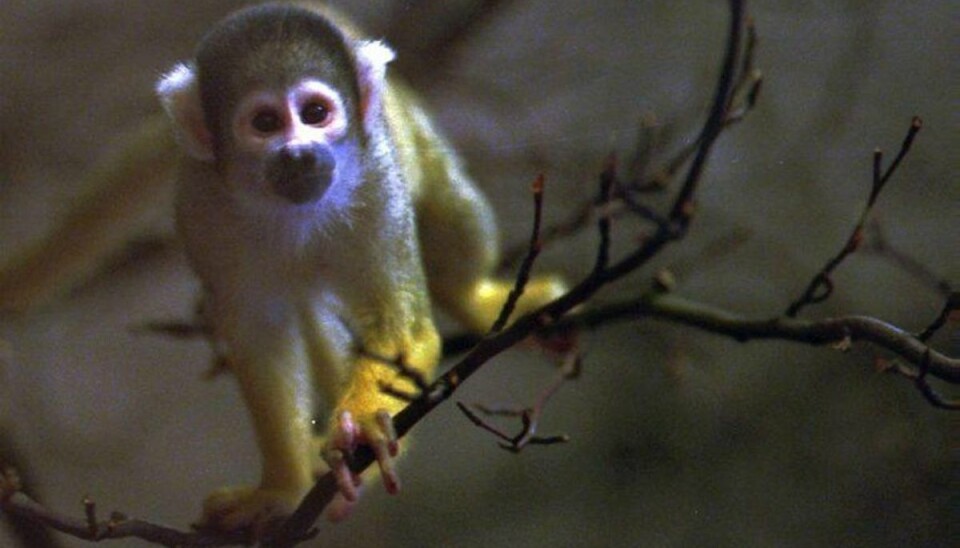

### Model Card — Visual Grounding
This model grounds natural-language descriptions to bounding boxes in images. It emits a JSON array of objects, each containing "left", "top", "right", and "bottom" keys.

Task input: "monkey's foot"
[
  {"left": 322, "top": 409, "right": 399, "bottom": 504},
  {"left": 195, "top": 486, "right": 303, "bottom": 536}
]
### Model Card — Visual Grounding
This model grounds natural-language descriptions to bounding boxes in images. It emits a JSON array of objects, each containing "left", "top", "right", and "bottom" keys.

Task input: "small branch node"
[
  {"left": 917, "top": 291, "right": 960, "bottom": 341},
  {"left": 83, "top": 496, "right": 99, "bottom": 538},
  {"left": 830, "top": 335, "right": 853, "bottom": 353},
  {"left": 653, "top": 269, "right": 678, "bottom": 293},
  {"left": 108, "top": 511, "right": 128, "bottom": 532},
  {"left": 914, "top": 350, "right": 960, "bottom": 410}
]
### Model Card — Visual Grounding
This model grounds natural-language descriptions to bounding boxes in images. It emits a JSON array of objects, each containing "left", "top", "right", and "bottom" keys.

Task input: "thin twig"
[
  {"left": 912, "top": 351, "right": 960, "bottom": 410},
  {"left": 877, "top": 353, "right": 960, "bottom": 410},
  {"left": 593, "top": 157, "right": 616, "bottom": 274},
  {"left": 786, "top": 117, "right": 923, "bottom": 317},
  {"left": 455, "top": 402, "right": 516, "bottom": 446},
  {"left": 624, "top": 113, "right": 667, "bottom": 191},
  {"left": 458, "top": 352, "right": 580, "bottom": 452},
  {"left": 667, "top": 1, "right": 744, "bottom": 230},
  {"left": 491, "top": 175, "right": 546, "bottom": 333},
  {"left": 916, "top": 292, "right": 960, "bottom": 342},
  {"left": 498, "top": 13, "right": 761, "bottom": 272}
]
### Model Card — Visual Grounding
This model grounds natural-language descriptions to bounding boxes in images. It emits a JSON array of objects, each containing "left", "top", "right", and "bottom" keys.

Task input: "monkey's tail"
[{"left": 0, "top": 114, "right": 180, "bottom": 313}]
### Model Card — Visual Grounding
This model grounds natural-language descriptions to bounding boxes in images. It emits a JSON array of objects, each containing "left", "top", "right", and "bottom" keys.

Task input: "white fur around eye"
[
  {"left": 234, "top": 91, "right": 289, "bottom": 140},
  {"left": 227, "top": 81, "right": 351, "bottom": 156},
  {"left": 289, "top": 80, "right": 349, "bottom": 140}
]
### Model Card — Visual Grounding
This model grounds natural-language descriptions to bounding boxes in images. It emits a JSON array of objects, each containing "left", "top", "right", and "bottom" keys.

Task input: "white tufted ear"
[
  {"left": 354, "top": 40, "right": 396, "bottom": 133},
  {"left": 156, "top": 63, "right": 215, "bottom": 162}
]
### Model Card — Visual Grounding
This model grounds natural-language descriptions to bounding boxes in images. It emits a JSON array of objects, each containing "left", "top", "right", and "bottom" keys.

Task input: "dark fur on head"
[{"left": 195, "top": 4, "right": 362, "bottom": 152}]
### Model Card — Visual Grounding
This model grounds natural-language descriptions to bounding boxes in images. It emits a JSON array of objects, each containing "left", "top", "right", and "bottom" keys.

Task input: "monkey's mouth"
[{"left": 267, "top": 146, "right": 335, "bottom": 205}]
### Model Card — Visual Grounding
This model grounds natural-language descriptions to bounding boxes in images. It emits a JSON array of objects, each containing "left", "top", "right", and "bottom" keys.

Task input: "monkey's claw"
[{"left": 323, "top": 409, "right": 401, "bottom": 503}]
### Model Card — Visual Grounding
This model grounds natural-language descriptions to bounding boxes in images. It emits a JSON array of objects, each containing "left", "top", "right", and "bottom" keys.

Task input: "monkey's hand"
[
  {"left": 318, "top": 335, "right": 437, "bottom": 518},
  {"left": 315, "top": 321, "right": 439, "bottom": 518},
  {"left": 322, "top": 408, "right": 400, "bottom": 510}
]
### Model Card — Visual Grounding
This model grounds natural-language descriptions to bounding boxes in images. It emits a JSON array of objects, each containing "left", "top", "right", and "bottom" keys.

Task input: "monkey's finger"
[
  {"left": 371, "top": 438, "right": 400, "bottom": 495},
  {"left": 375, "top": 409, "right": 399, "bottom": 457},
  {"left": 325, "top": 448, "right": 359, "bottom": 502},
  {"left": 334, "top": 410, "right": 357, "bottom": 452}
]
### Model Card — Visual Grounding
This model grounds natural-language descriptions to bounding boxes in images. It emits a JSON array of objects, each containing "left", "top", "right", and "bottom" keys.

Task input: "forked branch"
[{"left": 785, "top": 117, "right": 924, "bottom": 317}]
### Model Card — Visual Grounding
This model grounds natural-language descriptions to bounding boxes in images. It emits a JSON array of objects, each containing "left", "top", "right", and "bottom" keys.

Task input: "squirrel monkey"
[{"left": 0, "top": 1, "right": 566, "bottom": 533}]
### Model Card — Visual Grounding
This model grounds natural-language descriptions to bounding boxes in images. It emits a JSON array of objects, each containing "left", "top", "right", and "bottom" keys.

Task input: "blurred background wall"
[{"left": 0, "top": 1, "right": 956, "bottom": 546}]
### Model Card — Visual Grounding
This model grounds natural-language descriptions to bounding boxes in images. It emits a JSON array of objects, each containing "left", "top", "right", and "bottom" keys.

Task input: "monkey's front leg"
[
  {"left": 320, "top": 322, "right": 440, "bottom": 517},
  {"left": 198, "top": 319, "right": 316, "bottom": 534}
]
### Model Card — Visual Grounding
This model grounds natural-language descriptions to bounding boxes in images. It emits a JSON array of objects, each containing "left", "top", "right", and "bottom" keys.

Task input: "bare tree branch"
[
  {"left": 0, "top": 459, "right": 63, "bottom": 548},
  {"left": 564, "top": 292, "right": 957, "bottom": 382},
  {"left": 458, "top": 351, "right": 580, "bottom": 452},
  {"left": 499, "top": 13, "right": 763, "bottom": 271},
  {"left": 440, "top": 288, "right": 959, "bottom": 389},
  {"left": 0, "top": 485, "right": 246, "bottom": 547}
]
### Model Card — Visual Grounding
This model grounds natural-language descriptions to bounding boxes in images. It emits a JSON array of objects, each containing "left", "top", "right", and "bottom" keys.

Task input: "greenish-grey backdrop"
[{"left": 1, "top": 1, "right": 956, "bottom": 546}]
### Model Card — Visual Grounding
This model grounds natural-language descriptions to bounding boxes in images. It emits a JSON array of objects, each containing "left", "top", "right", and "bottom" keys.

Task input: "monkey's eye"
[
  {"left": 300, "top": 102, "right": 331, "bottom": 126},
  {"left": 251, "top": 110, "right": 283, "bottom": 134}
]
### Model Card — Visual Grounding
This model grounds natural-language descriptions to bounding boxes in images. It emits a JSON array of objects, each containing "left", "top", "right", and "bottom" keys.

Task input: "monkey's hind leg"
[{"left": 414, "top": 151, "right": 566, "bottom": 333}]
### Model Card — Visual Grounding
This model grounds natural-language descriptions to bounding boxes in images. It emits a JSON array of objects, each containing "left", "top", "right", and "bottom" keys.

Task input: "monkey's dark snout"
[{"left": 268, "top": 145, "right": 335, "bottom": 205}]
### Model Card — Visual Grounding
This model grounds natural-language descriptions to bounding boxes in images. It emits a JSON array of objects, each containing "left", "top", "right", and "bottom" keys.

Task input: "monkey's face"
[{"left": 223, "top": 79, "right": 358, "bottom": 207}]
